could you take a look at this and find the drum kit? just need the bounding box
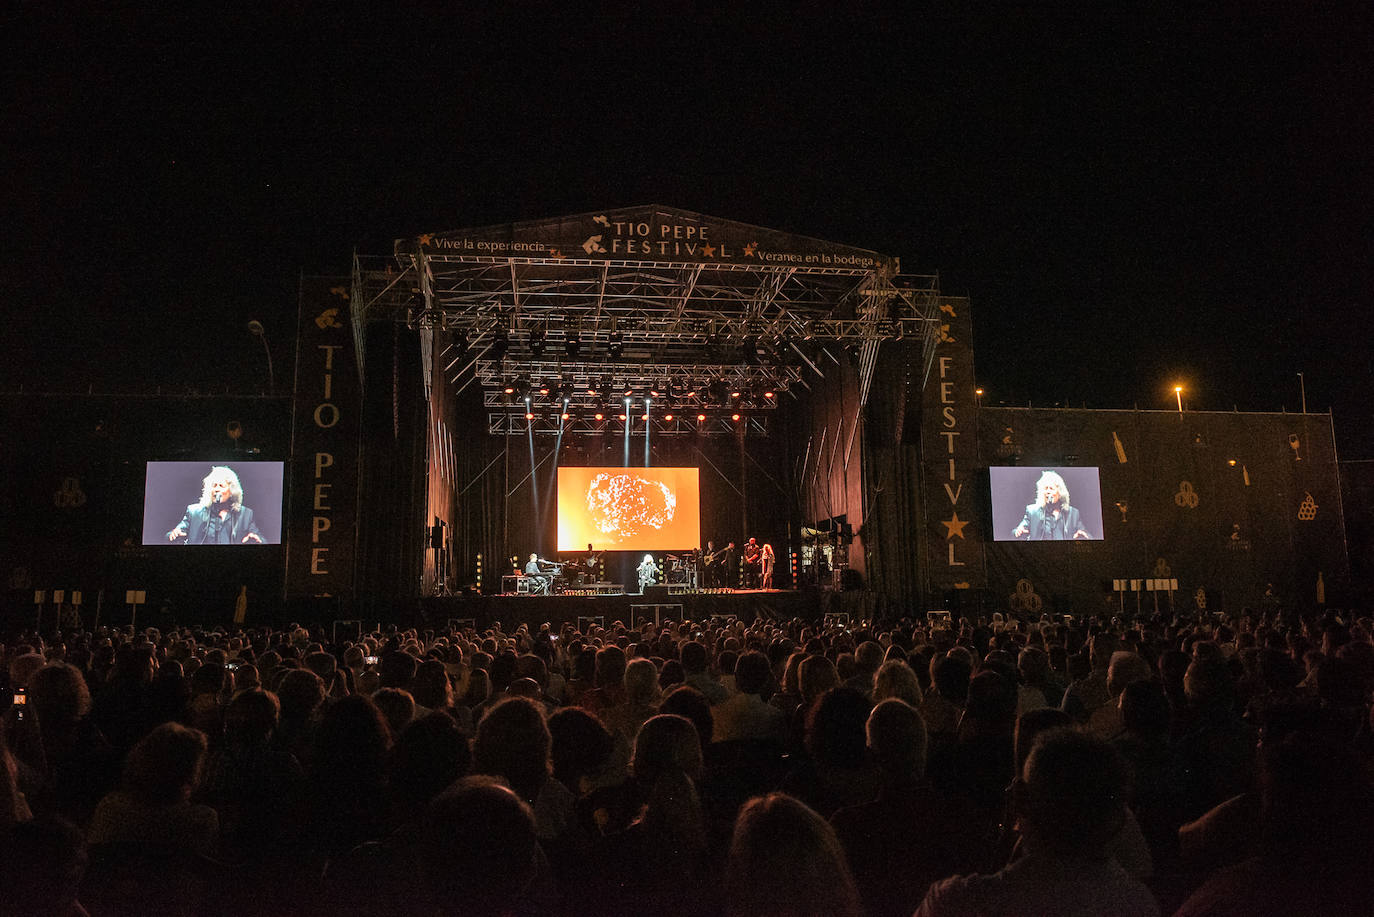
[663,552,699,587]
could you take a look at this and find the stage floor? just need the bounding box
[418,588,879,630]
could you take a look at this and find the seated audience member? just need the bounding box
[831,700,982,917]
[712,651,786,744]
[595,714,716,916]
[1086,651,1154,739]
[929,670,1017,822]
[88,722,219,856]
[1061,633,1118,723]
[388,711,470,822]
[372,686,417,737]
[920,653,971,741]
[604,657,662,752]
[200,687,305,858]
[724,792,863,917]
[782,687,881,817]
[473,696,577,846]
[1173,724,1374,916]
[24,662,118,823]
[421,776,556,917]
[308,693,392,857]
[681,641,729,705]
[871,659,923,708]
[917,729,1159,917]
[273,668,325,765]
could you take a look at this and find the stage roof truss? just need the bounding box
[488,412,771,437]
[356,207,943,436]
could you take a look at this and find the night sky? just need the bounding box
[6,6,1372,454]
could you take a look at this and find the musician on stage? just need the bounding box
[761,542,776,589]
[636,553,663,595]
[525,553,552,594]
[743,538,762,589]
[721,541,737,589]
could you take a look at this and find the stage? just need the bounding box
[417,587,880,631]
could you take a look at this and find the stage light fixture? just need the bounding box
[664,413,674,421]
[763,390,775,400]
[490,330,509,361]
[525,412,534,421]
[594,412,604,421]
[502,380,516,395]
[561,412,571,421]
[641,412,649,420]
[731,412,742,422]
[619,413,627,421]
[529,328,546,356]
[697,413,706,422]
[564,331,580,356]
[608,332,624,357]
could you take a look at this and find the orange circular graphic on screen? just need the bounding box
[558,467,701,551]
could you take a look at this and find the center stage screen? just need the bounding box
[989,467,1104,542]
[557,467,700,552]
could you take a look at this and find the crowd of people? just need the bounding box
[2,605,1372,916]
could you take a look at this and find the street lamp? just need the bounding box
[1173,385,1183,414]
[248,320,275,394]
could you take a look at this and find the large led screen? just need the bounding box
[143,461,284,546]
[989,466,1104,542]
[557,467,700,552]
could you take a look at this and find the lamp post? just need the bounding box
[1174,385,1183,414]
[248,320,274,394]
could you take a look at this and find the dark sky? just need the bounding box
[6,5,1373,454]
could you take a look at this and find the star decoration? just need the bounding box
[549,248,566,259]
[743,241,758,257]
[701,243,716,258]
[418,233,433,246]
[941,512,969,540]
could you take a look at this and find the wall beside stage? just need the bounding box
[970,405,1350,616]
[0,391,291,627]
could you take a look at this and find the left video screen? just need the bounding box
[143,461,284,546]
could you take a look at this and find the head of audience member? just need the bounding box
[224,688,280,749]
[867,699,928,783]
[1088,633,1119,673]
[854,641,884,676]
[660,658,686,689]
[680,640,710,676]
[872,660,922,707]
[623,657,661,706]
[422,777,542,917]
[379,650,418,691]
[1184,657,1235,713]
[660,685,715,752]
[594,645,627,689]
[779,651,806,697]
[960,670,1018,739]
[734,651,772,698]
[805,687,871,769]
[276,668,325,723]
[1106,651,1153,698]
[724,793,863,917]
[1016,728,1128,859]
[124,722,210,806]
[312,694,392,789]
[461,666,491,708]
[473,697,551,803]
[799,655,840,707]
[373,687,417,737]
[410,659,455,710]
[190,661,229,699]
[1018,646,1052,688]
[390,711,471,815]
[1119,679,1171,740]
[548,707,614,793]
[930,653,972,706]
[1013,707,1074,773]
[27,663,92,738]
[8,653,46,691]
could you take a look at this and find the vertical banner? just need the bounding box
[922,297,986,597]
[287,276,360,599]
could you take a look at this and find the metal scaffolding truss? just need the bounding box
[488,412,771,437]
[351,209,943,437]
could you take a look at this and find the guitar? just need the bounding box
[702,543,734,566]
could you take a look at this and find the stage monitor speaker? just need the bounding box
[644,584,671,601]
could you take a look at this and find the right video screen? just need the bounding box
[989,467,1104,542]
